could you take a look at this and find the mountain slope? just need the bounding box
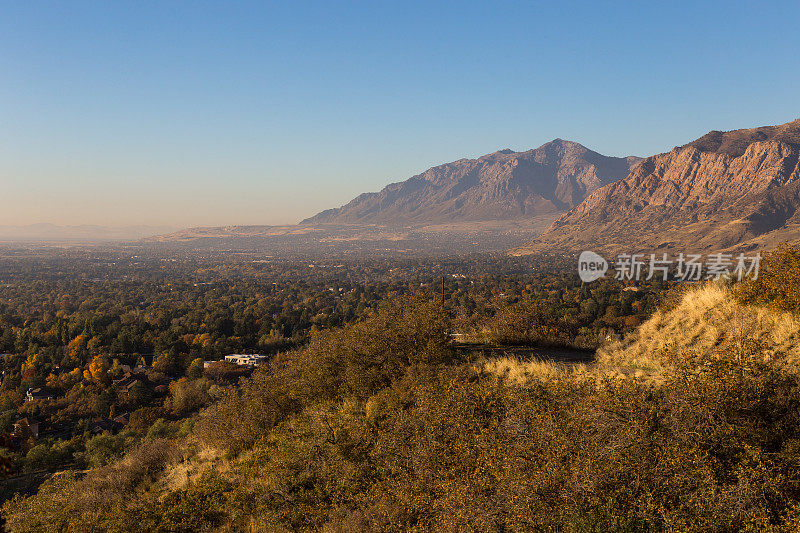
[513,119,800,255]
[303,140,641,225]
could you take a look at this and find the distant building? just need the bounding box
[88,419,114,435]
[25,388,54,402]
[14,417,39,438]
[224,354,267,367]
[113,371,145,390]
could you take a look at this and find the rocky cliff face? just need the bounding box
[303,140,640,225]
[513,119,800,255]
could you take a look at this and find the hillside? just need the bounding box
[10,251,800,530]
[596,283,800,379]
[513,119,800,255]
[303,140,641,225]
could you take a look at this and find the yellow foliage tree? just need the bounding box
[192,333,213,348]
[83,355,110,385]
[67,334,89,358]
[22,353,44,374]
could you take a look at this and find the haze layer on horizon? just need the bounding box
[1,1,799,227]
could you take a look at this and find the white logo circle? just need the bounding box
[578,251,608,282]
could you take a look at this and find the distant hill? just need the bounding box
[513,119,800,255]
[143,219,555,256]
[0,224,176,242]
[303,140,641,225]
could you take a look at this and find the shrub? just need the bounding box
[83,430,139,468]
[735,244,800,312]
[24,440,73,470]
[127,406,168,432]
[145,418,178,441]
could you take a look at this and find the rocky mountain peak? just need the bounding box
[513,119,800,255]
[302,140,640,225]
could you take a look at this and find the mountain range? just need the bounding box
[303,140,641,225]
[147,118,800,256]
[513,118,800,255]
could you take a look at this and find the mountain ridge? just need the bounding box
[302,140,641,225]
[512,119,800,255]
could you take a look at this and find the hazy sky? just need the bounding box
[2,1,799,228]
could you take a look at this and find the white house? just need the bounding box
[223,354,267,367]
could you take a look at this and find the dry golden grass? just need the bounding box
[484,282,800,385]
[160,440,227,492]
[597,282,800,379]
[480,356,589,385]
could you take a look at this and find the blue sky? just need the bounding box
[1,1,799,227]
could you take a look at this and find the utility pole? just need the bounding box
[441,276,445,307]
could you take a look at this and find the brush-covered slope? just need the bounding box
[513,119,800,255]
[482,279,800,386]
[12,266,800,531]
[304,140,641,225]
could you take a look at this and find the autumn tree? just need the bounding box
[84,355,110,385]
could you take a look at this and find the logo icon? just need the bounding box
[578,251,608,282]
